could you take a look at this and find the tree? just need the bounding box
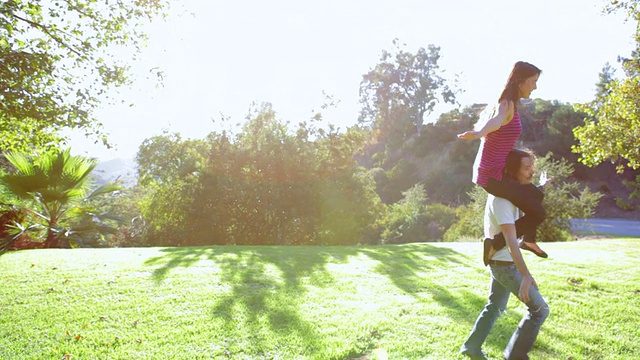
[534,154,602,241]
[136,104,383,246]
[415,107,478,205]
[85,185,149,247]
[516,99,587,160]
[573,1,640,172]
[137,131,209,187]
[359,39,456,152]
[357,40,457,204]
[0,0,167,152]
[191,104,380,246]
[0,149,122,248]
[379,184,427,243]
[595,63,616,100]
[135,132,209,246]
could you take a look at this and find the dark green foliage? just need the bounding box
[0,204,25,251]
[379,184,428,243]
[622,174,640,203]
[407,107,479,205]
[357,40,458,201]
[140,177,199,246]
[89,186,148,247]
[517,99,586,160]
[135,131,209,246]
[443,186,486,242]
[614,197,635,211]
[129,97,602,246]
[535,154,602,241]
[376,159,418,204]
[122,32,616,246]
[359,40,456,148]
[378,184,457,244]
[422,203,458,241]
[137,131,209,187]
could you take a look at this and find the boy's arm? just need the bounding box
[500,223,536,303]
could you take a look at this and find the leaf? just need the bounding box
[0,1,168,151]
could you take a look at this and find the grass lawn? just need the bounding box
[1,239,639,359]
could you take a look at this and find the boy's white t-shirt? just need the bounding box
[484,194,522,262]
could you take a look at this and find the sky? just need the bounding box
[67,0,637,161]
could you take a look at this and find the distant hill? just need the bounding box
[92,158,137,187]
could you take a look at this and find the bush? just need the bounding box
[422,203,458,241]
[379,159,419,204]
[443,186,486,242]
[379,184,427,244]
[614,197,634,211]
[535,153,602,241]
[96,186,149,247]
[378,184,459,243]
[0,205,38,251]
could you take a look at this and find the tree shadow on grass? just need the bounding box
[357,244,470,295]
[145,245,348,357]
[142,244,538,358]
[209,251,322,357]
[144,246,214,283]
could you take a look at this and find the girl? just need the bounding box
[458,61,547,259]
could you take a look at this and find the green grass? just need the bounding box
[1,239,639,360]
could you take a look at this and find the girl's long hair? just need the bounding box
[499,61,542,104]
[473,61,541,131]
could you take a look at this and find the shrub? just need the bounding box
[535,153,602,241]
[443,186,486,242]
[614,197,634,211]
[380,184,428,244]
[422,203,458,241]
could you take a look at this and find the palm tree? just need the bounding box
[0,149,122,248]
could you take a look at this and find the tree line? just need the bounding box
[1,1,639,248]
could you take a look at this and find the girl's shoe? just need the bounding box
[520,241,548,258]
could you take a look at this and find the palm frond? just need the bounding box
[0,223,45,252]
[3,152,35,176]
[1,149,121,248]
[85,183,123,201]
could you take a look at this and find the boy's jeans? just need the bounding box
[461,264,549,360]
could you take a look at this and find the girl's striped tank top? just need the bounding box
[473,110,522,187]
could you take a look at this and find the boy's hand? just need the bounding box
[539,171,554,187]
[519,274,536,303]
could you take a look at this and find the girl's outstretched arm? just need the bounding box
[457,100,514,140]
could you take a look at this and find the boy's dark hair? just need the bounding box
[505,148,534,179]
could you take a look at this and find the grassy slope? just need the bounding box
[0,239,639,360]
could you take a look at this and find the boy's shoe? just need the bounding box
[460,348,488,360]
